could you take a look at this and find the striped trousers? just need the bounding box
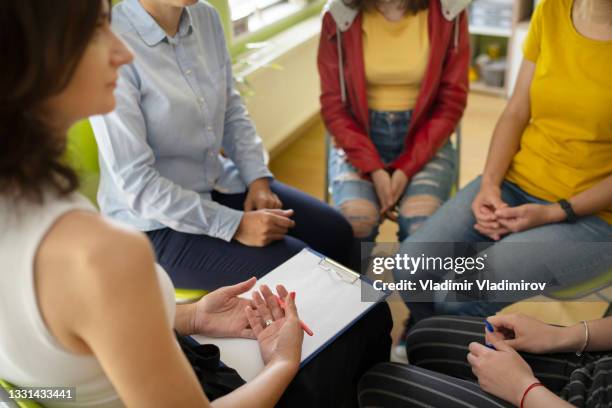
[359,316,601,408]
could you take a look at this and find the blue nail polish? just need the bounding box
[485,343,497,350]
[485,320,494,333]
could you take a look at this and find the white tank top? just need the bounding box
[0,192,176,408]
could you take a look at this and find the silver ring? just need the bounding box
[264,319,273,328]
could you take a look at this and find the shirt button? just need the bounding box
[185,69,192,75]
[207,126,213,132]
[198,97,204,104]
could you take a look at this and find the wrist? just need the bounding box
[249,177,271,191]
[559,323,588,354]
[270,358,300,374]
[175,303,198,336]
[192,301,211,335]
[515,376,540,407]
[481,174,502,189]
[547,203,568,224]
[518,380,546,408]
[557,199,578,223]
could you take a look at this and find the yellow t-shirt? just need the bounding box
[506,0,612,224]
[362,8,429,111]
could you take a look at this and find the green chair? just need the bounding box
[65,120,207,303]
[548,268,612,302]
[0,379,42,408]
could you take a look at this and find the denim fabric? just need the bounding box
[394,176,612,323]
[329,109,456,242]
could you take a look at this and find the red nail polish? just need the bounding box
[290,292,296,300]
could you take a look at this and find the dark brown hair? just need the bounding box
[343,0,429,15]
[0,1,108,202]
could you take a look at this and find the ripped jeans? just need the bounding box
[329,110,456,245]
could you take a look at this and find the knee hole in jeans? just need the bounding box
[339,199,379,238]
[333,171,363,183]
[399,195,441,225]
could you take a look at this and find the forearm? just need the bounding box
[211,360,298,408]
[174,304,196,336]
[567,174,612,217]
[521,386,574,408]
[481,108,527,187]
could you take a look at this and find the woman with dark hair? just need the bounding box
[0,1,391,406]
[318,0,469,264]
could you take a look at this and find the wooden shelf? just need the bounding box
[470,81,507,98]
[467,0,534,99]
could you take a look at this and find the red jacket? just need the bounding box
[318,0,469,178]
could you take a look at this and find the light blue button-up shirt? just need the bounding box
[90,0,273,242]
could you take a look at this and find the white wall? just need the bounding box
[234,16,322,154]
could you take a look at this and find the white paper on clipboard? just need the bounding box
[192,248,386,381]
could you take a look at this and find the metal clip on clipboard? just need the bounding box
[317,257,360,284]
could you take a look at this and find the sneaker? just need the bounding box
[390,319,410,363]
[391,342,408,363]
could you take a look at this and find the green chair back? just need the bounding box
[65,120,207,301]
[0,379,43,408]
[548,268,612,301]
[65,121,100,206]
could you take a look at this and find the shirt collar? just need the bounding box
[124,0,193,47]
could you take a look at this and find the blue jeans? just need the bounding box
[329,110,456,244]
[394,176,612,323]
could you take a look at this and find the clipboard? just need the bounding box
[192,248,388,381]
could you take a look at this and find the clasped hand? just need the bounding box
[235,178,295,247]
[471,182,563,240]
[371,169,409,221]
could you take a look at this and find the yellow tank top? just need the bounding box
[362,7,429,111]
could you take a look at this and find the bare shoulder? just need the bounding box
[37,210,157,296]
[35,211,160,352]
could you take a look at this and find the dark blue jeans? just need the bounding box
[147,181,353,290]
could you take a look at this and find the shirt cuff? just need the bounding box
[241,166,274,187]
[209,205,244,242]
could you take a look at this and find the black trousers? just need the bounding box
[187,302,392,408]
[359,316,588,408]
[147,181,354,290]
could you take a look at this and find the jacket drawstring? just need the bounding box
[336,26,347,104]
[454,16,459,51]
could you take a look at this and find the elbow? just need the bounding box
[503,103,531,128]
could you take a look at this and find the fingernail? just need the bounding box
[485,343,496,350]
[485,320,494,333]
[290,292,296,300]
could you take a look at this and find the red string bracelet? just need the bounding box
[520,382,544,408]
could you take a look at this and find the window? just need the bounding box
[229,0,314,38]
